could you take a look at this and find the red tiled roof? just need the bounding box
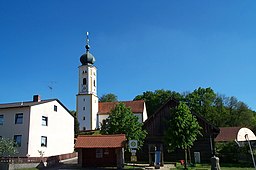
[98,100,144,115]
[215,127,241,142]
[75,134,126,149]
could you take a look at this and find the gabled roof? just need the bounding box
[0,99,56,109]
[0,99,55,109]
[143,98,220,136]
[98,100,145,115]
[75,134,126,149]
[0,98,72,116]
[215,127,242,142]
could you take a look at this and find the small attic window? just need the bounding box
[54,105,57,112]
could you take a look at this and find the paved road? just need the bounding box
[42,157,175,170]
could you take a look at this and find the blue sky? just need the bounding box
[1,1,256,111]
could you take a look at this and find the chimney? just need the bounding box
[33,95,41,102]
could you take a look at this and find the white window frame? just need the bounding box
[42,116,48,126]
[41,136,47,147]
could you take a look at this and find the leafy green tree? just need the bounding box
[185,87,217,123]
[0,138,18,157]
[99,93,118,102]
[134,89,183,117]
[212,95,229,127]
[165,102,202,169]
[185,88,256,128]
[228,97,254,127]
[100,102,147,149]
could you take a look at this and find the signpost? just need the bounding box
[129,140,138,164]
[129,140,138,149]
[129,140,138,170]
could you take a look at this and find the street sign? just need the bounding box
[129,140,138,149]
[131,155,137,162]
[131,149,137,153]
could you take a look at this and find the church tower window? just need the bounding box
[83,78,87,85]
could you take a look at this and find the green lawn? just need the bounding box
[172,168,255,170]
[18,163,256,170]
[171,163,255,170]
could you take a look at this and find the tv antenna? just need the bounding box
[48,81,56,97]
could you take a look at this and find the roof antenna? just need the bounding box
[48,81,56,98]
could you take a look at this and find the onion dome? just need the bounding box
[80,32,96,65]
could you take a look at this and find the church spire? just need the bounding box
[85,32,90,51]
[80,32,95,65]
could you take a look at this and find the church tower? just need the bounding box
[76,32,98,131]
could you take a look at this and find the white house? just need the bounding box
[0,95,74,157]
[76,33,148,131]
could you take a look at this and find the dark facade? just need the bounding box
[78,148,123,167]
[138,99,219,164]
[75,134,126,168]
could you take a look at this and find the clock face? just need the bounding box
[81,85,86,92]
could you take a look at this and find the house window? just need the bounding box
[83,78,87,85]
[0,115,3,125]
[41,136,47,147]
[83,107,85,110]
[15,113,23,124]
[14,135,22,147]
[93,80,96,87]
[83,127,86,131]
[83,116,85,120]
[54,105,57,112]
[104,149,109,155]
[96,149,103,158]
[42,116,48,126]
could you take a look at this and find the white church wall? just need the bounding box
[142,102,148,122]
[98,114,109,127]
[77,95,92,130]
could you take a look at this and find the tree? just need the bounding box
[134,89,183,117]
[212,94,229,127]
[100,102,147,149]
[0,138,18,157]
[99,93,118,102]
[225,97,254,127]
[185,87,217,123]
[165,102,202,169]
